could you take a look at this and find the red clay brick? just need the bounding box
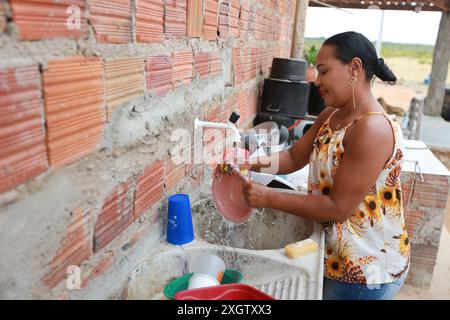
[187,130,203,168]
[224,92,238,115]
[237,90,247,124]
[194,51,209,79]
[42,206,93,288]
[233,48,244,85]
[135,0,164,43]
[205,106,220,122]
[0,65,48,193]
[187,164,204,188]
[173,50,193,87]
[104,58,144,121]
[89,0,132,44]
[229,0,239,37]
[203,0,218,40]
[146,55,174,97]
[128,224,151,248]
[255,9,264,41]
[247,3,256,38]
[165,0,187,38]
[187,0,203,37]
[93,181,134,252]
[134,160,164,218]
[0,2,6,32]
[218,0,229,38]
[43,56,106,168]
[243,47,257,81]
[237,87,257,127]
[422,174,450,186]
[413,183,449,196]
[209,51,222,77]
[165,157,185,191]
[261,49,273,77]
[81,251,115,288]
[10,0,88,40]
[239,0,248,40]
[217,105,228,123]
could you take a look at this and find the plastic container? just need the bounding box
[188,274,220,290]
[212,170,252,224]
[166,194,194,245]
[163,269,243,299]
[251,121,280,147]
[191,254,226,283]
[175,283,275,300]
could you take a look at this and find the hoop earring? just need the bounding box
[352,81,356,110]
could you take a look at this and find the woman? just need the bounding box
[227,32,410,300]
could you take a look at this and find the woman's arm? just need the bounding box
[243,114,394,222]
[247,107,336,175]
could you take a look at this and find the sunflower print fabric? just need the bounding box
[309,110,410,284]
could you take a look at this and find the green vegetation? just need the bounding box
[304,45,319,66]
[304,37,445,84]
[304,37,434,63]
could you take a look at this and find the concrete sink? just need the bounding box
[124,192,324,300]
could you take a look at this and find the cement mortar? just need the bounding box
[0,4,282,298]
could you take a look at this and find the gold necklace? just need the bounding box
[335,96,375,130]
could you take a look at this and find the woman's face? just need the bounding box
[314,45,353,108]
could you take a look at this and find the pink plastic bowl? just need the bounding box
[212,170,252,224]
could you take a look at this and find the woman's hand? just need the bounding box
[242,179,273,208]
[216,162,254,175]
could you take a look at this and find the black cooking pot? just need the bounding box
[270,58,307,82]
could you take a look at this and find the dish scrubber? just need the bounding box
[285,239,318,259]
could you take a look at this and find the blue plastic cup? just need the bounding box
[167,194,194,245]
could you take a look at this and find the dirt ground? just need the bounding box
[383,57,450,87]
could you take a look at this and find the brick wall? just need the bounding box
[401,172,450,288]
[0,0,297,299]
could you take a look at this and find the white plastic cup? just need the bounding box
[188,273,220,290]
[190,254,226,283]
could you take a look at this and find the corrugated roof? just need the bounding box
[309,0,446,11]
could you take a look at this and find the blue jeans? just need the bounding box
[322,275,407,300]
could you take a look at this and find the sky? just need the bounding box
[305,7,442,45]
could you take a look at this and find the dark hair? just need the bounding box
[323,31,397,84]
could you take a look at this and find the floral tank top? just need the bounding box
[308,110,410,284]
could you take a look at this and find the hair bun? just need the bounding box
[374,58,385,75]
[373,57,397,84]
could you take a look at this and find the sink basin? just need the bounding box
[191,197,314,250]
[123,242,323,300]
[122,190,324,300]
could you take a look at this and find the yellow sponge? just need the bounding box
[285,239,318,259]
